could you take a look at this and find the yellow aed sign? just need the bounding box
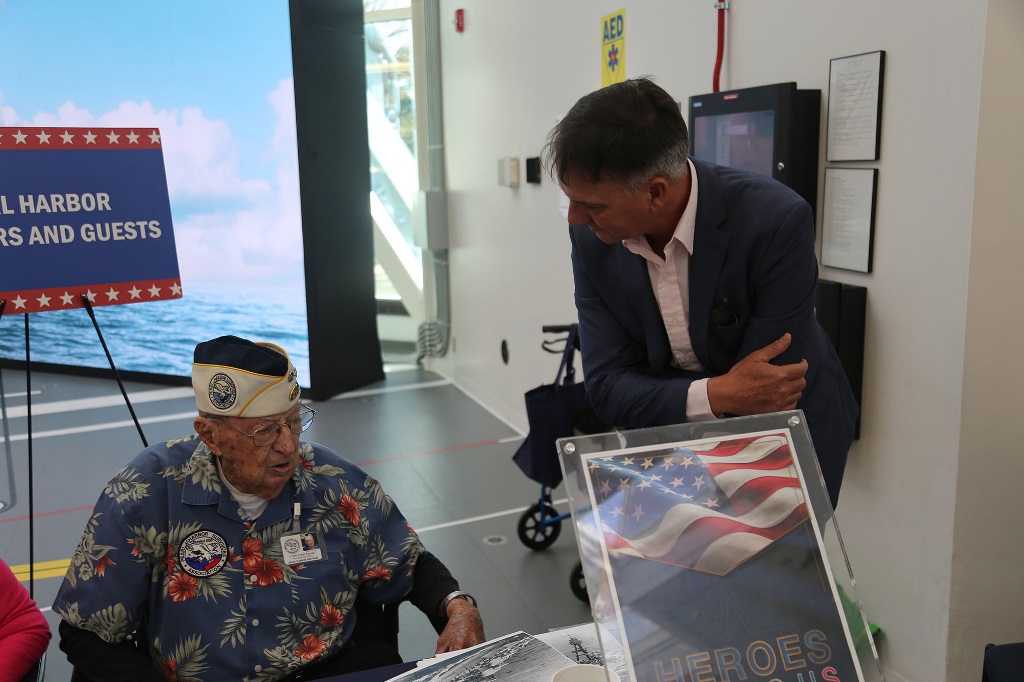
[601,9,626,86]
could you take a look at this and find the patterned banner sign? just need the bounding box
[0,127,180,314]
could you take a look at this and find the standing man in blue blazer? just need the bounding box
[545,77,858,507]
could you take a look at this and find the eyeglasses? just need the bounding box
[213,405,315,447]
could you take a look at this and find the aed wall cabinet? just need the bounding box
[689,82,821,214]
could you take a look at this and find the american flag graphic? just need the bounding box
[587,432,808,576]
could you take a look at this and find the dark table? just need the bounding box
[318,660,417,682]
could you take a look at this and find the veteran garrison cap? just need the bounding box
[192,335,300,418]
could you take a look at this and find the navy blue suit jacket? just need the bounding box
[570,159,858,504]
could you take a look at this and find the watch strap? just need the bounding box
[440,590,477,615]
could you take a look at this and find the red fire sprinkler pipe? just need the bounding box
[713,2,729,93]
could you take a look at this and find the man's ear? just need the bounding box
[646,176,671,211]
[195,417,219,453]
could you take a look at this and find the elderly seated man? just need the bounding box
[54,335,484,681]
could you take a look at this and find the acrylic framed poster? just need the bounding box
[558,412,884,682]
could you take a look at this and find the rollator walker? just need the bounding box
[512,323,607,602]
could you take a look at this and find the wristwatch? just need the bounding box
[440,590,478,615]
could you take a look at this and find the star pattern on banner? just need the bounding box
[1,279,182,314]
[0,127,162,150]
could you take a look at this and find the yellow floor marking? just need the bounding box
[11,558,70,582]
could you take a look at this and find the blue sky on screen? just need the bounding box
[0,1,303,293]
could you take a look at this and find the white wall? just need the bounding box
[430,1,1020,679]
[950,0,1024,676]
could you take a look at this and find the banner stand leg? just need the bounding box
[0,300,16,518]
[23,312,36,598]
[0,297,150,598]
[0,300,34,597]
[81,295,148,448]
[0,349,16,514]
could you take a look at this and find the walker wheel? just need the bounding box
[517,502,562,550]
[570,561,589,602]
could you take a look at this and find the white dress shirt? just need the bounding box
[622,159,717,422]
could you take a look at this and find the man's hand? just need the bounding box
[434,598,485,654]
[707,333,807,417]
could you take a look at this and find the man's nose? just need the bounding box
[272,423,297,452]
[566,201,589,226]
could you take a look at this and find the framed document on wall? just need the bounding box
[822,167,878,273]
[826,50,885,161]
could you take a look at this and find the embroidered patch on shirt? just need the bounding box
[179,530,229,577]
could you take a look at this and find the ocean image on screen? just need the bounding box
[0,284,310,381]
[0,2,309,378]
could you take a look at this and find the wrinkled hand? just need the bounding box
[707,333,807,417]
[435,598,485,654]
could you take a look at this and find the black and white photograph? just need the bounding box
[535,622,629,681]
[385,631,574,681]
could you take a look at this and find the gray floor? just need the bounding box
[0,365,591,681]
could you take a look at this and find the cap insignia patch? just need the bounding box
[209,373,237,411]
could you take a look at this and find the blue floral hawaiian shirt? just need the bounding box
[53,435,424,681]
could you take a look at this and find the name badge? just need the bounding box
[281,532,324,565]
